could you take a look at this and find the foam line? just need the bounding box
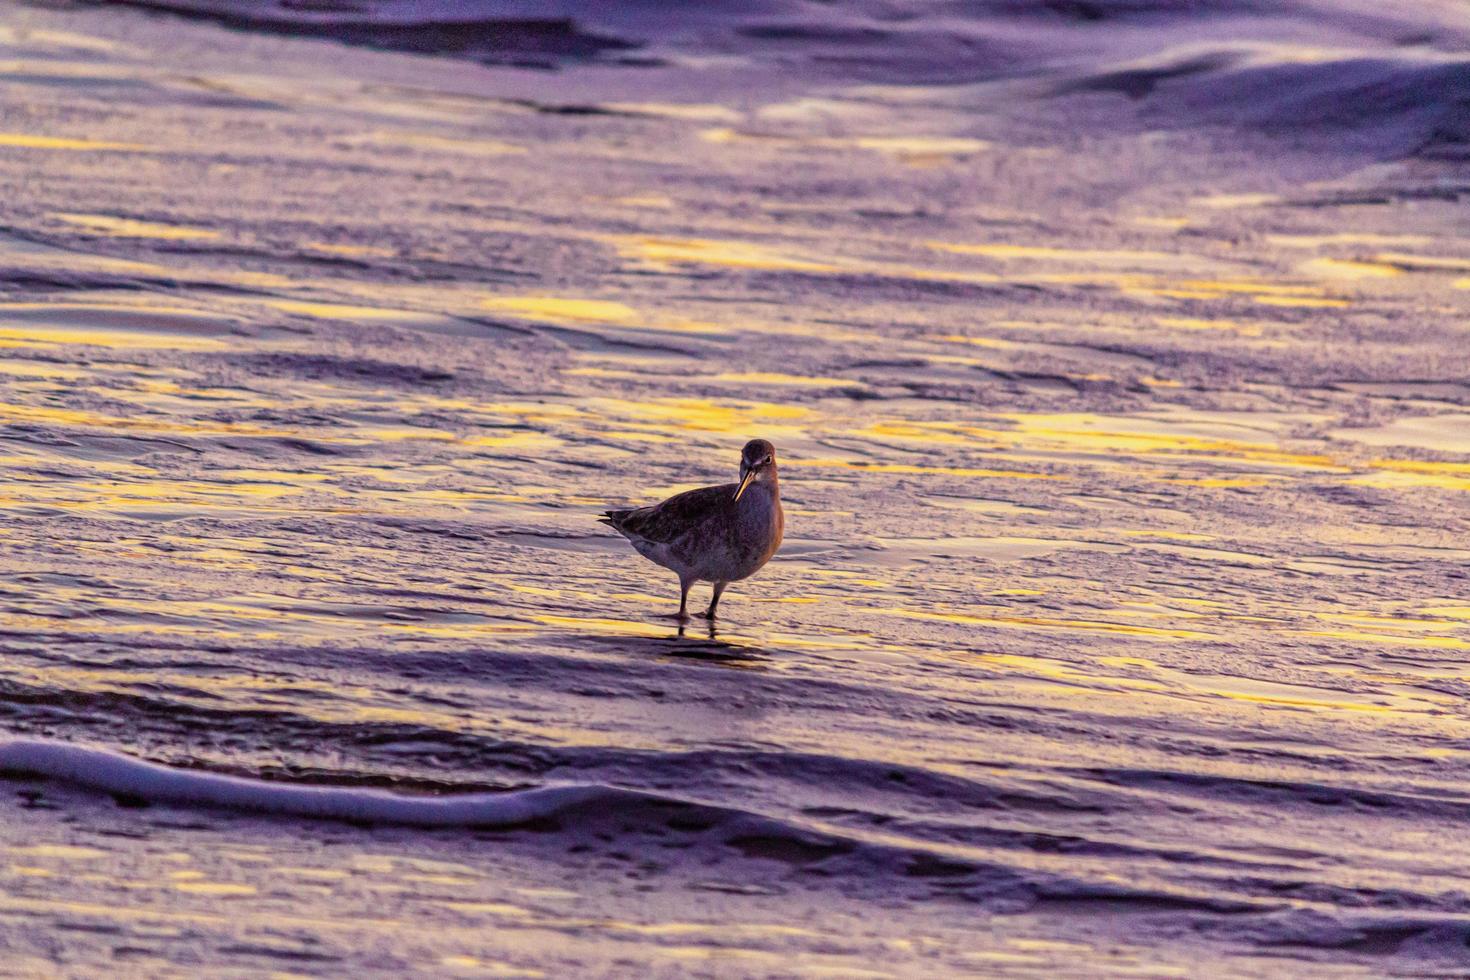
[0,739,612,827]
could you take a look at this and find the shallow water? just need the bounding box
[0,1,1468,976]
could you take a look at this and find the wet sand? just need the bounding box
[0,1,1468,975]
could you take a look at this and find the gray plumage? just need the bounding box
[600,439,785,620]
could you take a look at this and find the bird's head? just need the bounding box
[735,439,777,501]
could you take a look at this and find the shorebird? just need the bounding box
[601,439,784,620]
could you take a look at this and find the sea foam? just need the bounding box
[0,739,614,827]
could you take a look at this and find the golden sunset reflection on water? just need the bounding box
[1,1,1469,976]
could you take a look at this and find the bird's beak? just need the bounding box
[734,465,756,502]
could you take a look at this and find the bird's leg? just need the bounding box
[703,581,727,620]
[662,578,692,621]
[676,576,692,621]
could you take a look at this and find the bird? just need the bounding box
[600,439,785,621]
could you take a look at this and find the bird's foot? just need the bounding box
[701,608,718,620]
[661,610,691,622]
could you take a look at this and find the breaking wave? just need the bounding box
[1062,44,1470,156]
[0,738,620,827]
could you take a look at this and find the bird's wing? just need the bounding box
[602,484,735,544]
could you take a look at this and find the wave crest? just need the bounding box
[0,738,625,828]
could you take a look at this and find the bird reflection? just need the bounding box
[659,618,768,666]
[675,618,719,641]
